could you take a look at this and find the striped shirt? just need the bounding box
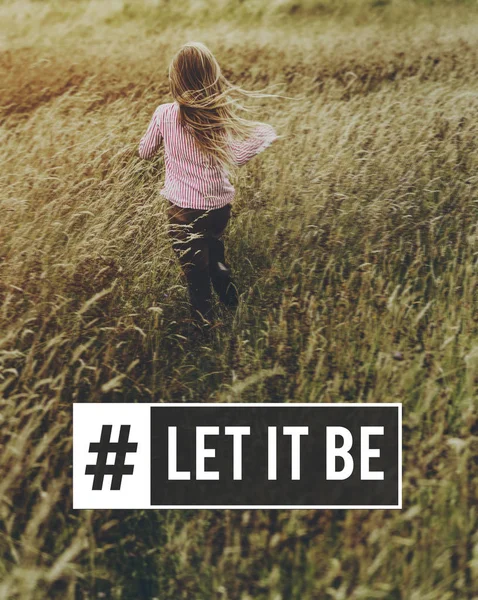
[138,102,277,209]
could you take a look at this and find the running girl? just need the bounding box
[138,42,278,329]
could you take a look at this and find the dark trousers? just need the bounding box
[167,201,238,323]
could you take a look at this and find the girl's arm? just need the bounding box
[229,123,278,167]
[138,107,163,159]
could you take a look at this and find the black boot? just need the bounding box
[210,260,238,307]
[185,266,214,326]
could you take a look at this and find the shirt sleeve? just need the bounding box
[138,106,163,159]
[229,123,278,167]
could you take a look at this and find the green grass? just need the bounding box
[0,0,477,598]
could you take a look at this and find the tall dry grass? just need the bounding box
[0,0,477,598]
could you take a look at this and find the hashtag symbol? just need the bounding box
[85,425,138,491]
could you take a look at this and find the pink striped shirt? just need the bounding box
[138,102,277,209]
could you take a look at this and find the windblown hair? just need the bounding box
[168,42,271,171]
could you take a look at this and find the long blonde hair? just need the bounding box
[168,42,273,171]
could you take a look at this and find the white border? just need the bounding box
[75,403,402,510]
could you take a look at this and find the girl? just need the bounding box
[138,42,278,329]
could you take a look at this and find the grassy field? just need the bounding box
[1,0,478,598]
